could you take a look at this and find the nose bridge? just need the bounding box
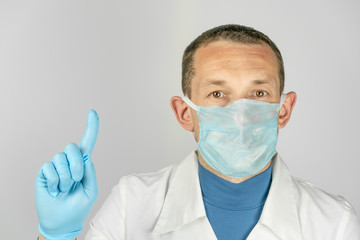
[234,76,254,99]
[225,75,253,104]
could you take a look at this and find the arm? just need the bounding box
[85,177,127,240]
[338,200,360,240]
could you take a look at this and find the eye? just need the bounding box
[210,90,224,99]
[254,90,268,98]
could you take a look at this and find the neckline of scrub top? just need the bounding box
[198,160,272,211]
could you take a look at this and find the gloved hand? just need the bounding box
[35,110,99,240]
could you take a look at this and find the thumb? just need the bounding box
[82,156,98,199]
[80,109,99,159]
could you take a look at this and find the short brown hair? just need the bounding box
[182,24,285,98]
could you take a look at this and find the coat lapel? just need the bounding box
[248,153,304,240]
[152,151,217,240]
[152,152,303,240]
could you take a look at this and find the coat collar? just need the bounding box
[251,153,303,240]
[152,151,206,234]
[153,150,303,240]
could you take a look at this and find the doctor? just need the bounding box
[35,24,360,240]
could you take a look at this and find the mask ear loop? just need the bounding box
[280,93,287,106]
[277,93,287,114]
[182,96,200,111]
[182,96,199,136]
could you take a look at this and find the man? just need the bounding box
[35,24,360,240]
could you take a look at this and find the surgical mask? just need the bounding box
[183,95,286,178]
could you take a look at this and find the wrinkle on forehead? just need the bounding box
[192,41,279,85]
[195,41,277,71]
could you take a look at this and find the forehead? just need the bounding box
[193,40,279,75]
[189,40,281,100]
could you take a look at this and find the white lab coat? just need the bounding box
[85,151,360,240]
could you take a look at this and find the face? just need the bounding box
[189,41,281,141]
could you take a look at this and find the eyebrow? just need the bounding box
[204,78,274,86]
[252,79,273,85]
[205,79,227,86]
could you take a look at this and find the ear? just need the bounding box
[278,91,297,129]
[170,96,195,131]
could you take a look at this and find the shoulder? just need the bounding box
[86,164,179,239]
[121,164,178,200]
[291,177,360,238]
[292,176,348,210]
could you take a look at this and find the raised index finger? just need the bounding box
[80,109,99,159]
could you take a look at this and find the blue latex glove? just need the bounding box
[35,110,99,240]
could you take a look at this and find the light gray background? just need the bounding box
[0,0,359,239]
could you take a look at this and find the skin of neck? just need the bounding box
[197,150,272,184]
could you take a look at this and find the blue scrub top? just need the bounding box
[198,161,272,240]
